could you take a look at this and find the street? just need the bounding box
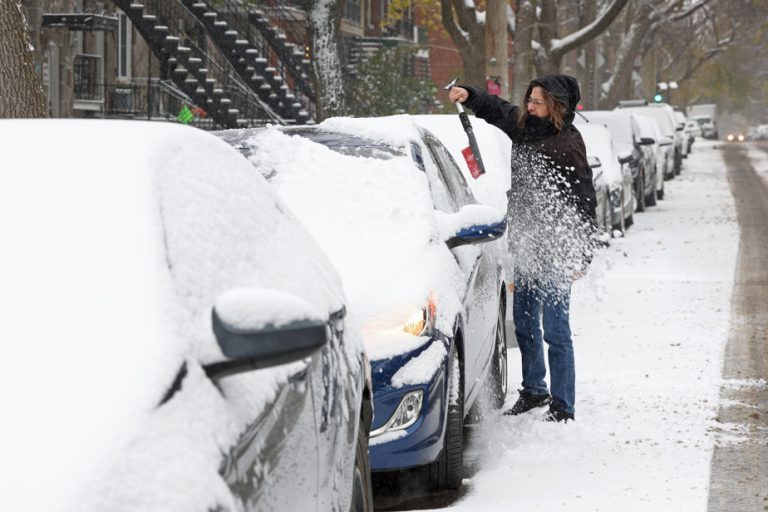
[374,140,768,511]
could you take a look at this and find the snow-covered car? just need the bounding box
[633,114,671,200]
[616,101,683,177]
[576,110,657,212]
[685,119,701,149]
[674,111,691,158]
[218,115,508,491]
[0,120,373,512]
[691,114,718,139]
[579,123,634,235]
[588,155,612,243]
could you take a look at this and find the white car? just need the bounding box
[634,114,673,200]
[579,123,634,235]
[617,101,684,178]
[0,120,373,512]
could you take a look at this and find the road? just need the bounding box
[708,143,768,511]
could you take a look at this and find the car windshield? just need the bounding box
[623,107,674,135]
[693,117,711,126]
[589,114,633,144]
[285,128,406,160]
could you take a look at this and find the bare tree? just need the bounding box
[0,0,46,117]
[308,0,346,120]
[439,0,487,88]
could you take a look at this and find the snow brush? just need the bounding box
[444,77,486,179]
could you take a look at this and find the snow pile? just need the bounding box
[446,139,739,511]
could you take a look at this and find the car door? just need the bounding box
[422,134,500,404]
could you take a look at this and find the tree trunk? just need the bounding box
[485,0,508,97]
[440,0,486,88]
[308,0,346,121]
[511,0,535,104]
[0,1,46,117]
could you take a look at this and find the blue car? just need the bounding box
[219,115,509,491]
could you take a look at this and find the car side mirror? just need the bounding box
[638,137,655,146]
[204,288,330,380]
[617,152,633,165]
[437,204,506,249]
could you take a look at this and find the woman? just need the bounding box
[448,75,597,422]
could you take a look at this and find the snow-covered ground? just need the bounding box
[442,139,741,511]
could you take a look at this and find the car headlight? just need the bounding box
[738,134,745,142]
[370,390,424,437]
[727,134,734,141]
[401,294,437,336]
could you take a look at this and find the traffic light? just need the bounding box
[653,93,663,103]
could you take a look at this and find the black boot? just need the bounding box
[544,403,574,423]
[503,390,551,416]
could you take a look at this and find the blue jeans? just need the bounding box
[513,279,575,414]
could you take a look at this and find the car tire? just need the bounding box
[657,178,665,200]
[351,416,374,512]
[489,296,508,409]
[612,198,625,237]
[427,342,464,491]
[646,174,658,207]
[636,172,646,213]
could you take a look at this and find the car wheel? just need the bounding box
[612,198,625,237]
[636,173,646,213]
[646,173,658,206]
[625,196,634,228]
[427,342,464,490]
[351,416,374,512]
[657,178,665,200]
[489,296,508,409]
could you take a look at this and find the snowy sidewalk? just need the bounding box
[448,140,739,511]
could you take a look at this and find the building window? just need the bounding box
[118,13,131,78]
[344,0,361,25]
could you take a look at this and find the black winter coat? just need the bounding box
[462,78,598,287]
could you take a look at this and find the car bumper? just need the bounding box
[368,333,450,472]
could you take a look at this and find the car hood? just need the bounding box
[242,123,466,350]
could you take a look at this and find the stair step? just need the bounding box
[173,67,188,74]
[250,74,263,82]
[198,68,208,75]
[236,119,249,126]
[129,3,144,9]
[205,78,216,85]
[202,12,217,18]
[184,77,197,83]
[245,66,255,72]
[228,109,240,115]
[259,83,272,91]
[153,25,169,32]
[167,57,177,64]
[188,57,202,64]
[142,14,157,22]
[245,48,259,55]
[224,30,238,37]
[192,2,206,8]
[234,39,248,46]
[196,86,206,94]
[220,98,232,105]
[212,88,223,95]
[214,21,228,28]
[254,57,267,64]
[177,46,191,53]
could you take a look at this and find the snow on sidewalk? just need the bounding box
[446,140,739,511]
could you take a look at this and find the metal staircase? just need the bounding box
[112,0,282,129]
[176,0,313,123]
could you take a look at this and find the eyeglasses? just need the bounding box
[526,98,545,107]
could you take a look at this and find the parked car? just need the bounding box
[0,120,374,512]
[589,155,612,244]
[685,119,702,148]
[616,100,684,177]
[633,114,672,200]
[726,132,745,142]
[691,115,718,140]
[575,110,657,212]
[219,115,508,491]
[579,123,634,235]
[674,111,692,158]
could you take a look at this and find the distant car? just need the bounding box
[589,155,612,244]
[685,119,701,150]
[674,111,691,158]
[219,115,508,491]
[0,120,374,512]
[575,110,657,212]
[616,100,684,177]
[633,114,670,200]
[579,123,634,235]
[726,133,745,142]
[691,115,718,140]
